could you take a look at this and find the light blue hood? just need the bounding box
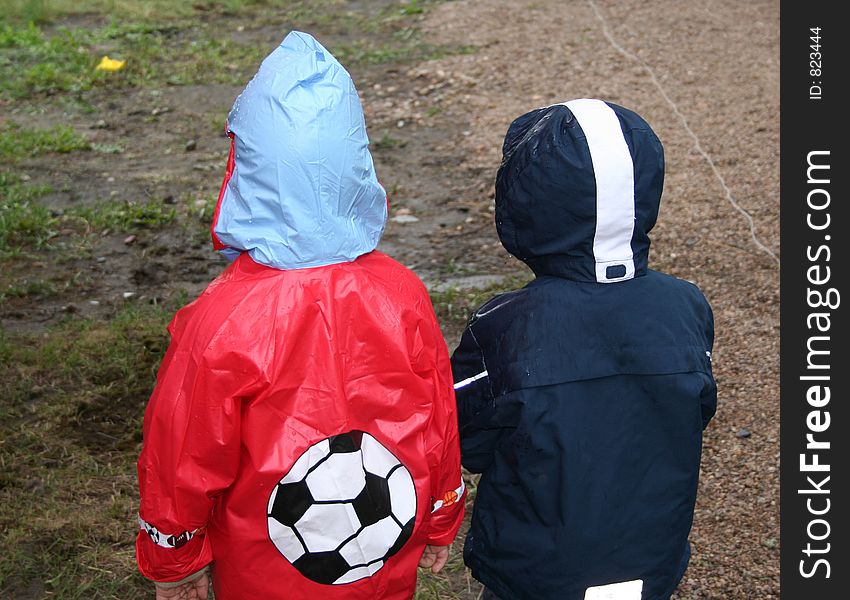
[213,31,387,270]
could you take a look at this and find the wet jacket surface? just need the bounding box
[451,100,716,600]
[136,32,464,600]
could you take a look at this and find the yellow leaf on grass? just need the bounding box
[96,56,126,72]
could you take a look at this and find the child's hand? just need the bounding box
[419,544,450,574]
[155,572,209,600]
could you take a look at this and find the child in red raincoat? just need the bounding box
[136,32,465,600]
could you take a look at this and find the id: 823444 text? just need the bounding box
[809,27,823,101]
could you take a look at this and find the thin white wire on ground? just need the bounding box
[586,0,780,267]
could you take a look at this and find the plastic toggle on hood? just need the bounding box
[495,99,665,284]
[211,31,387,270]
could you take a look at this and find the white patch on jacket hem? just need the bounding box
[584,579,643,600]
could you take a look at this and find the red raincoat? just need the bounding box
[136,31,464,599]
[136,252,465,598]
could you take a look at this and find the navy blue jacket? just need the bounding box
[451,100,716,600]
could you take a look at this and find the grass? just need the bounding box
[400,0,426,16]
[0,121,91,159]
[0,0,271,25]
[0,171,176,254]
[0,269,94,305]
[0,302,175,598]
[429,275,533,339]
[372,130,407,151]
[1,1,477,98]
[0,23,101,96]
[0,173,56,253]
[0,124,91,254]
[73,199,177,232]
[0,20,269,98]
[0,278,59,302]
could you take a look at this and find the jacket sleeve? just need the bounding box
[423,318,467,546]
[451,325,502,474]
[136,307,266,583]
[700,298,718,430]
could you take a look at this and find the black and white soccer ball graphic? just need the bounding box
[267,430,417,585]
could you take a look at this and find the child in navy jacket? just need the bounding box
[451,99,717,600]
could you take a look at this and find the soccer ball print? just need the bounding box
[267,430,417,585]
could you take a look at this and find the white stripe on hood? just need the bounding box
[565,99,636,283]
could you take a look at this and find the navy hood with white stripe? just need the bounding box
[495,99,664,283]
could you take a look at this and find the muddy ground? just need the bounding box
[1,0,780,598]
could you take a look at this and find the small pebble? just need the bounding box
[736,428,752,439]
[391,215,419,224]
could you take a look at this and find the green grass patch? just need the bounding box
[1,173,176,254]
[0,0,231,25]
[0,121,91,159]
[0,270,92,305]
[0,303,175,598]
[0,23,105,96]
[183,194,219,246]
[399,0,426,16]
[0,20,267,97]
[207,109,230,134]
[429,275,533,337]
[126,33,267,87]
[1,171,176,253]
[0,172,56,253]
[372,130,407,151]
[0,277,58,302]
[2,1,476,98]
[189,194,218,222]
[72,199,177,232]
